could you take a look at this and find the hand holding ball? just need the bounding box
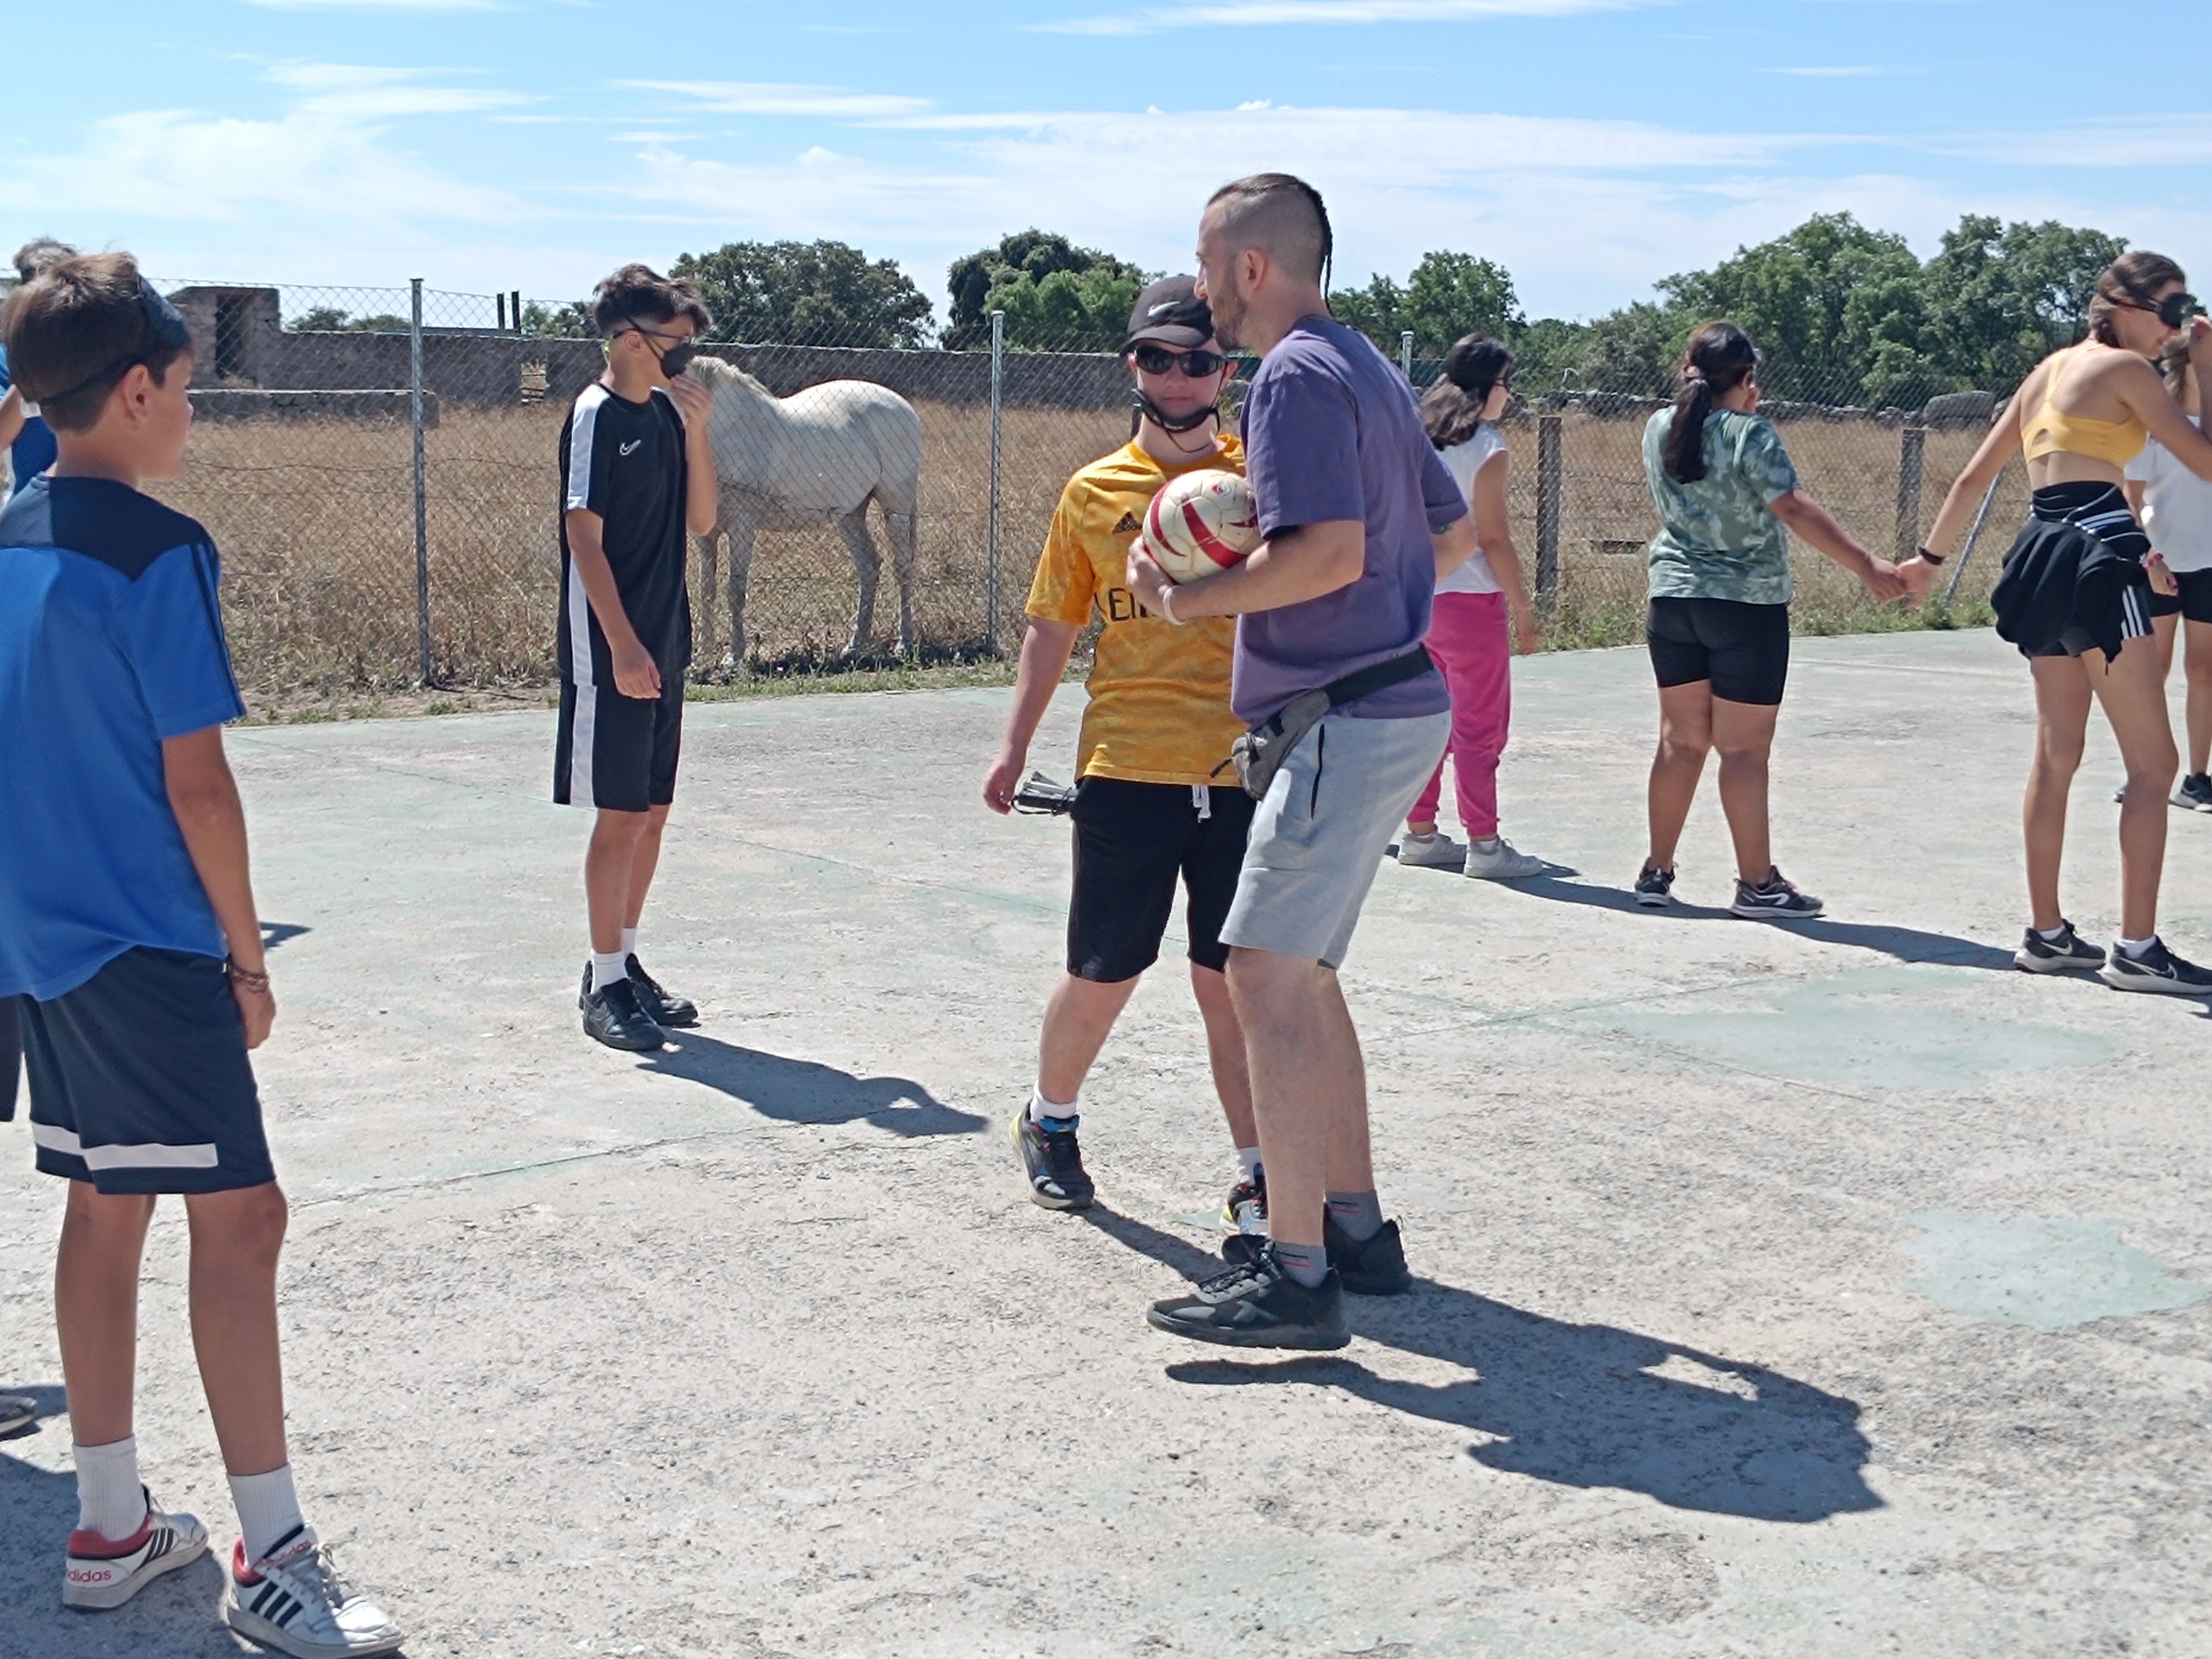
[1142,470,1262,584]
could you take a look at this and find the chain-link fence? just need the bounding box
[138,280,2027,695]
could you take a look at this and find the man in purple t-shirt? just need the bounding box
[1127,173,1478,1349]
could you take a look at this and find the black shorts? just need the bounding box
[23,947,274,1195]
[1647,597,1791,705]
[554,672,685,812]
[1068,779,1256,982]
[2148,568,2212,624]
[2,995,19,1124]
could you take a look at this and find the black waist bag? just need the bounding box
[1227,645,1435,800]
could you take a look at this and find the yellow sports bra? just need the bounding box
[2021,345,2148,467]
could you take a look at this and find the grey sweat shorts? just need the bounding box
[1220,709,1451,969]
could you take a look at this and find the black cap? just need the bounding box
[1124,275,1213,350]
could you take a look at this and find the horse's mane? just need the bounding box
[689,354,775,401]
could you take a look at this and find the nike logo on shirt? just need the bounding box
[619,440,644,456]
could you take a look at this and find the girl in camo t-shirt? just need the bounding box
[1633,321,1905,919]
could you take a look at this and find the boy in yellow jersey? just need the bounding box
[983,276,1262,1231]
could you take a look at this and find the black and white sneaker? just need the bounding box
[581,976,666,1051]
[2099,938,2212,995]
[2177,773,2212,812]
[0,1393,35,1437]
[1010,1106,1094,1210]
[1147,1244,1349,1350]
[624,956,698,1028]
[1224,1214,1414,1296]
[2015,920,2106,974]
[1731,867,1823,920]
[224,1524,405,1657]
[1220,1171,1268,1236]
[1634,865,1677,907]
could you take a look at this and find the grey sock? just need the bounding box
[1326,1190,1385,1243]
[1270,1239,1329,1289]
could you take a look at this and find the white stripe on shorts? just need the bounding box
[33,1123,219,1171]
[569,679,599,806]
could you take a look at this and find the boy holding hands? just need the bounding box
[0,256,403,1653]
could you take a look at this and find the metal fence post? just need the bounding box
[1945,460,2009,605]
[1535,412,1563,605]
[409,277,431,686]
[1894,424,1927,563]
[1400,330,1414,381]
[987,309,1004,656]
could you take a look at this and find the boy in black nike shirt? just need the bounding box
[554,264,720,1050]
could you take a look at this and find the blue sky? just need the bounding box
[3,0,2204,325]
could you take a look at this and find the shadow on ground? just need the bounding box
[1513,875,2014,970]
[1091,1205,1878,1523]
[643,1032,983,1137]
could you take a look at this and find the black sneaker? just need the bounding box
[1731,867,1823,920]
[1009,1106,1094,1210]
[2177,773,2212,812]
[2099,938,2212,995]
[2015,920,2105,974]
[582,976,667,1050]
[1147,1245,1349,1350]
[1226,1215,1414,1296]
[1220,1170,1268,1236]
[1634,864,1676,907]
[626,955,698,1028]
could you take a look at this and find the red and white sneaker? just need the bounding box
[62,1489,209,1609]
[223,1523,406,1657]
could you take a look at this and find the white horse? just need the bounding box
[686,356,924,665]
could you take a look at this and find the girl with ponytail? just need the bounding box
[1395,333,1549,879]
[1634,321,1905,916]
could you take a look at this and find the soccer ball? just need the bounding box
[1143,469,1262,584]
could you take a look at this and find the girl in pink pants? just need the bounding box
[1398,334,1548,880]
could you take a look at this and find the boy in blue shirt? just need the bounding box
[0,254,404,1657]
[0,238,72,496]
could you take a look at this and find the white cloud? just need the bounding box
[1030,0,1649,35]
[260,62,535,119]
[624,81,934,119]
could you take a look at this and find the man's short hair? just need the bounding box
[590,264,712,339]
[0,253,188,433]
[12,238,76,284]
[1206,173,1333,289]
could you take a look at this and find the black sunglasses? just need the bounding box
[43,280,192,407]
[1131,344,1227,378]
[2157,292,2201,329]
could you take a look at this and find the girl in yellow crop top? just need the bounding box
[1901,252,2212,990]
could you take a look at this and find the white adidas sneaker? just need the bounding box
[1395,831,1466,868]
[223,1523,406,1657]
[63,1490,209,1609]
[1462,835,1547,880]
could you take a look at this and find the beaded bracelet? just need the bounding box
[226,959,272,993]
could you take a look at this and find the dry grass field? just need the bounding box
[153,399,2015,693]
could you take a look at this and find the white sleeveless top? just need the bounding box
[1434,425,1506,596]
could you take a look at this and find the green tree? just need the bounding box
[522,299,595,339]
[672,240,933,349]
[290,305,352,332]
[1921,214,2127,393]
[945,230,1148,350]
[1332,251,1521,362]
[1330,273,1407,354]
[1658,212,1928,405]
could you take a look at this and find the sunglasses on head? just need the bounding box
[1131,344,1226,378]
[42,279,192,407]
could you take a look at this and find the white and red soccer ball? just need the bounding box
[1143,469,1262,584]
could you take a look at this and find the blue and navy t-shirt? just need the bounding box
[0,475,246,1000]
[0,345,59,497]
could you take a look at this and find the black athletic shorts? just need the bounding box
[1647,597,1791,706]
[554,672,685,812]
[1068,778,1256,982]
[2148,568,2212,624]
[22,947,274,1195]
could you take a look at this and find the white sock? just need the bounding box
[1029,1085,1077,1126]
[229,1464,306,1563]
[2119,935,2159,958]
[1473,836,1500,851]
[620,926,638,960]
[590,950,628,992]
[2035,923,2069,942]
[73,1435,146,1541]
[1236,1146,1263,1182]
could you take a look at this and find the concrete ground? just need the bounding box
[5,626,2212,1659]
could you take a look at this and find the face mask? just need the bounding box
[615,319,698,376]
